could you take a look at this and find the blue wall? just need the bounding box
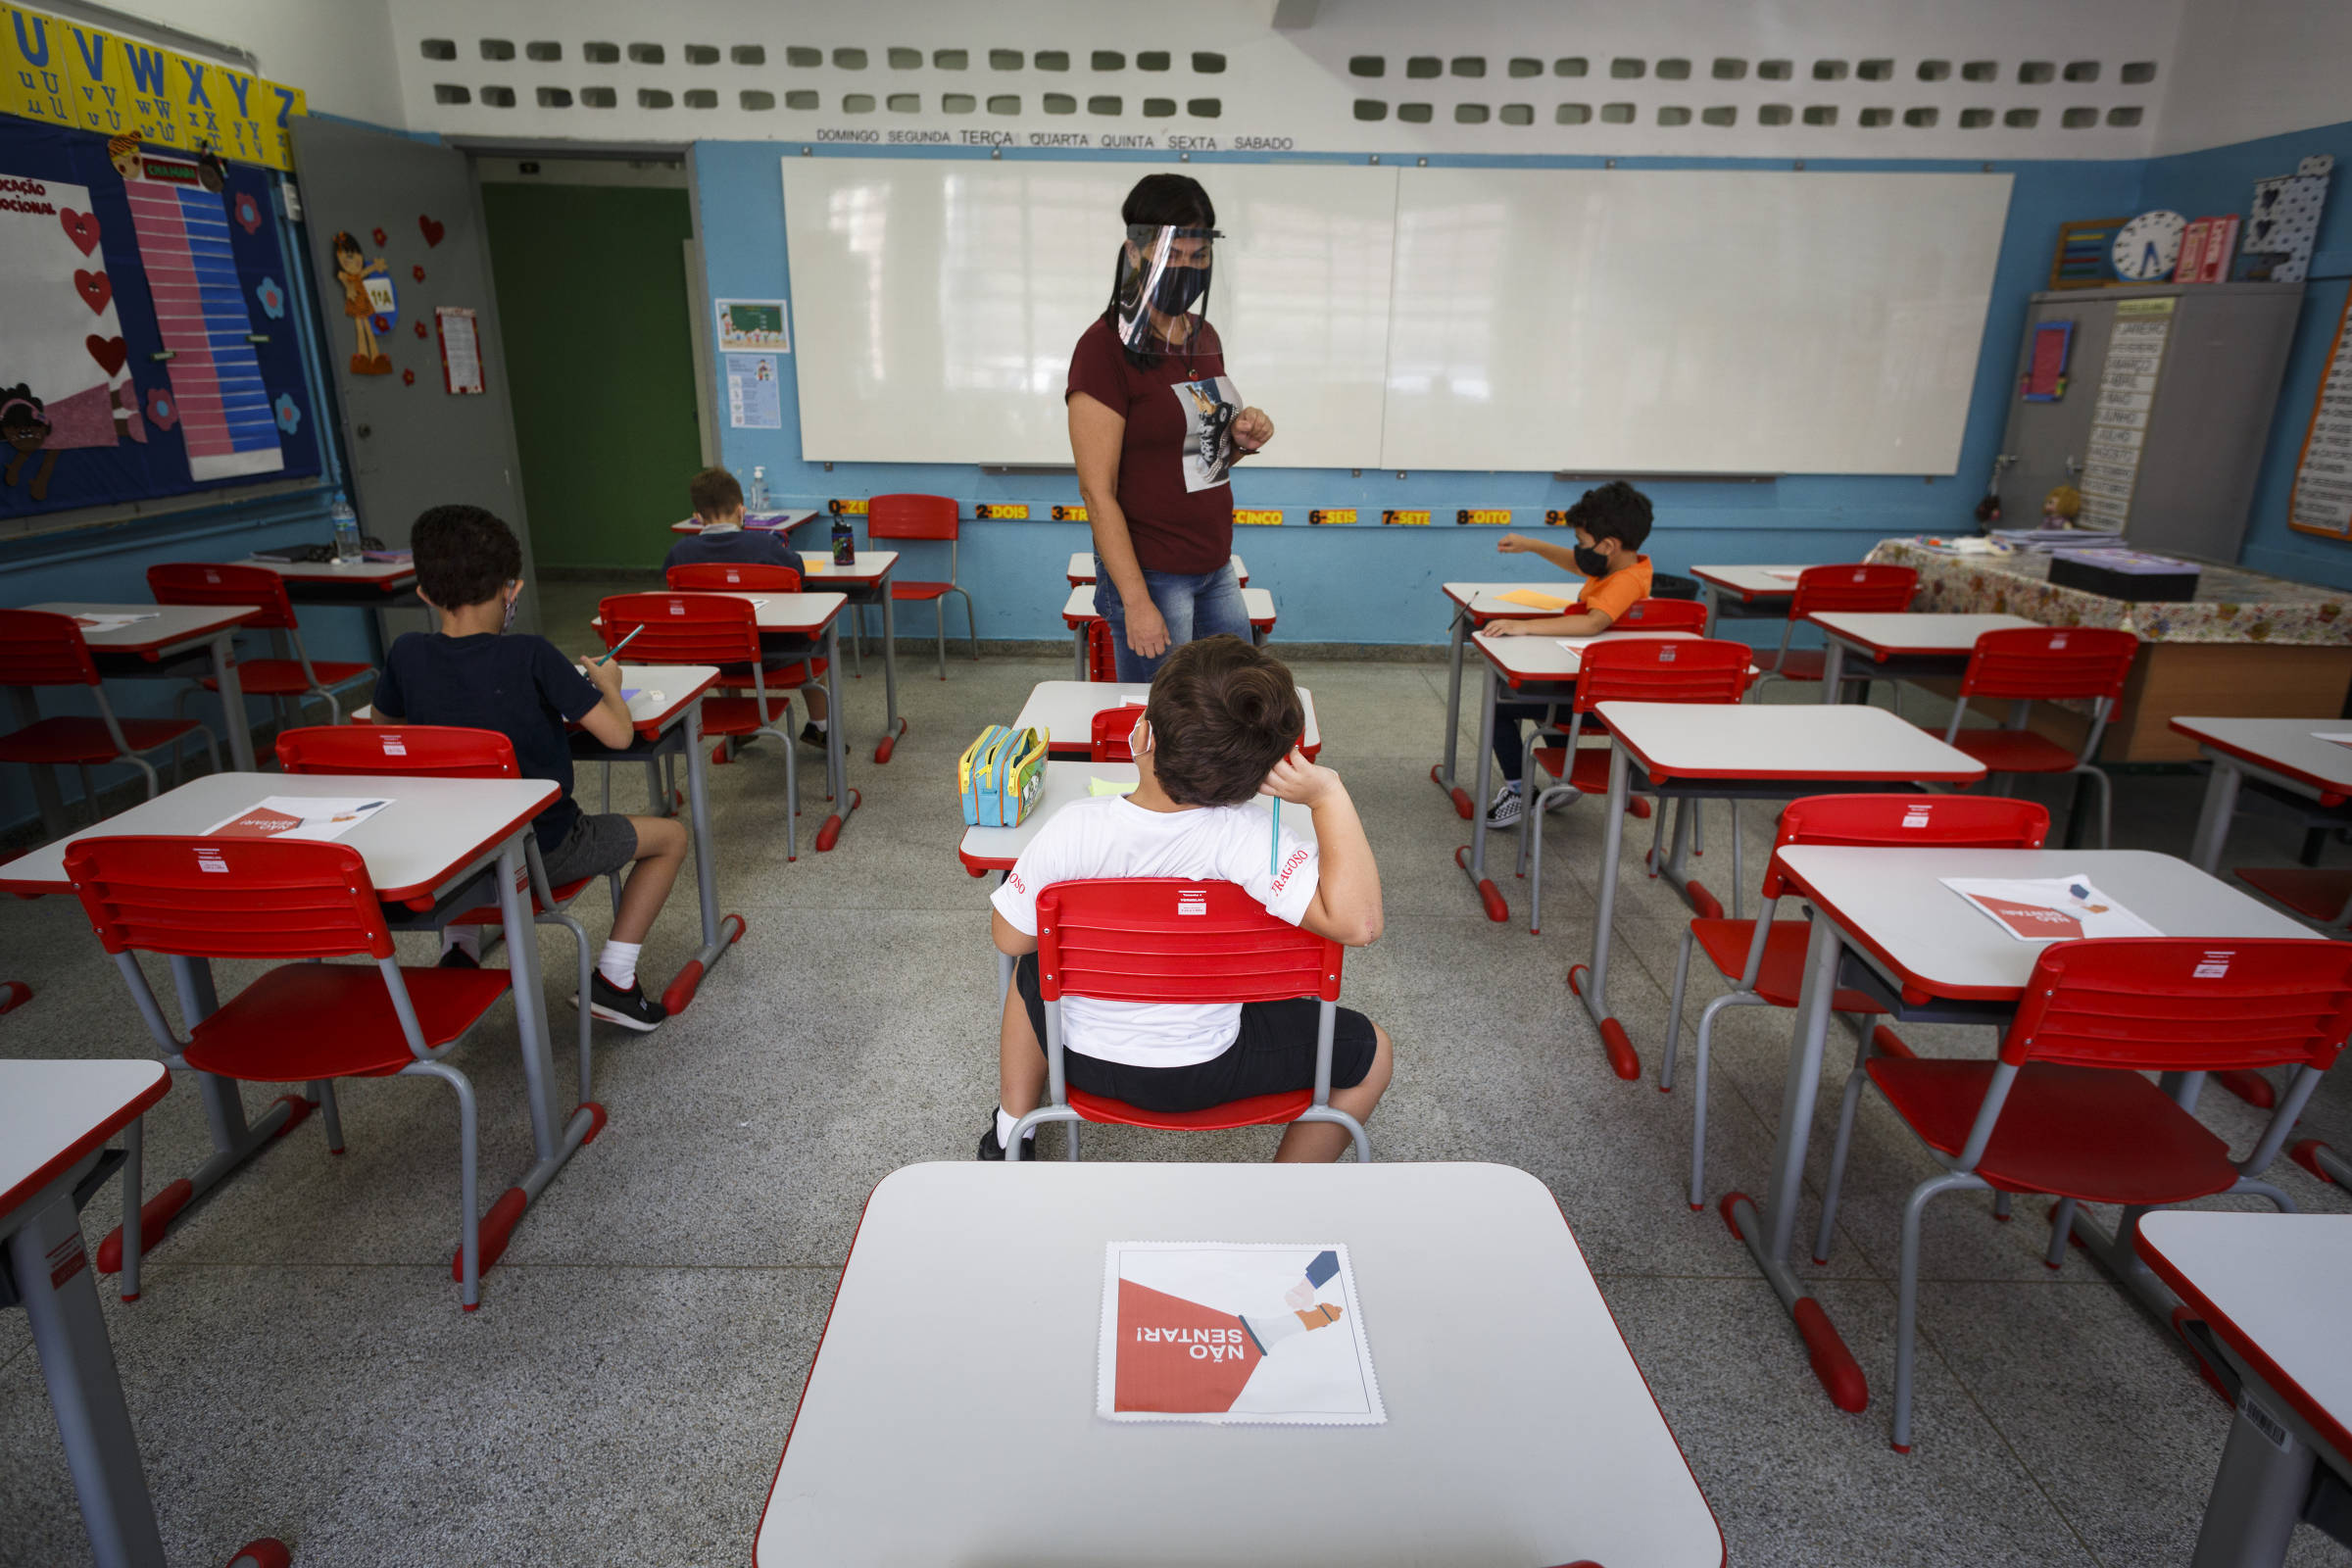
[694,139,2143,647]
[2140,120,2352,590]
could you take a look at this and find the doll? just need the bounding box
[2043,485,2083,528]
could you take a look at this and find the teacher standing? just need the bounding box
[1066,174,1275,681]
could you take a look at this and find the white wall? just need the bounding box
[108,0,406,127]
[2156,0,2352,153]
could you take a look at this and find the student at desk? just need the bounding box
[373,505,688,1032]
[1478,480,1655,830]
[663,466,833,749]
[980,637,1392,1163]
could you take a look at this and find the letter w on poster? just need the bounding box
[204,796,391,842]
[1097,1242,1384,1425]
[1941,874,2161,942]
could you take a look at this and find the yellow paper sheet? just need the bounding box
[1494,589,1571,611]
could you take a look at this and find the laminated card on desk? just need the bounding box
[1098,1243,1384,1426]
[1494,589,1573,611]
[205,796,392,843]
[1941,875,2163,941]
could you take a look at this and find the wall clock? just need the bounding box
[2112,210,2188,282]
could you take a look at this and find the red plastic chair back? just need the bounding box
[1089,704,1142,762]
[278,724,519,779]
[1614,597,1708,632]
[1037,879,1341,1004]
[146,562,296,629]
[1573,636,1752,713]
[2000,938,2352,1074]
[65,836,396,961]
[1763,795,2050,898]
[597,592,763,665]
[0,609,101,687]
[1959,625,2137,705]
[1788,564,1917,619]
[1087,619,1117,682]
[865,493,959,542]
[665,562,801,593]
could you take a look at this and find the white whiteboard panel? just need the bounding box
[781,159,1397,466]
[1380,170,2014,475]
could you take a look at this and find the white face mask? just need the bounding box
[501,584,520,631]
[1129,710,1150,760]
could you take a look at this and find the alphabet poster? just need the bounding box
[1097,1243,1384,1425]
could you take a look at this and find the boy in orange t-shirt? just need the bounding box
[1478,480,1655,829]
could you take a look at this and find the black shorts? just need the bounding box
[1013,954,1378,1114]
[541,811,638,885]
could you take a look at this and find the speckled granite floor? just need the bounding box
[3,577,2349,1567]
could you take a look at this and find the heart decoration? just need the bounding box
[418,214,445,247]
[371,225,387,247]
[59,207,100,255]
[74,270,111,314]
[401,368,416,385]
[86,334,128,375]
[412,264,425,282]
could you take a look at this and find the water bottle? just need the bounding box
[830,512,857,567]
[329,491,362,563]
[748,465,769,513]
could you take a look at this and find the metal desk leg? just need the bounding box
[1648,789,1730,923]
[1073,621,1090,680]
[816,620,860,850]
[11,1188,169,1568]
[2188,1383,2316,1568]
[875,576,906,763]
[206,633,256,772]
[1820,638,1846,705]
[2189,754,2242,875]
[1568,742,1641,1079]
[661,699,744,1015]
[8,684,72,837]
[1430,606,1475,818]
[1700,581,1721,636]
[1724,911,1871,1413]
[1452,661,1508,922]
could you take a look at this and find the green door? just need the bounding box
[481,181,701,571]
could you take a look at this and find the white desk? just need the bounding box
[1690,564,1812,635]
[1429,581,1578,818]
[755,1160,1721,1568]
[1808,611,2035,703]
[2137,1211,2352,1568]
[2175,716,2352,876]
[1067,551,1247,586]
[243,554,422,662]
[669,509,820,535]
[792,551,907,762]
[1013,680,1321,761]
[1061,585,1280,677]
[0,773,593,1299]
[1727,847,2310,1415]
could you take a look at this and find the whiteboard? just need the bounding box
[781,158,1397,466]
[1379,169,2013,474]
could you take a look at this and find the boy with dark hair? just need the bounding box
[1478,479,1657,830]
[372,505,688,1031]
[661,466,831,747]
[981,635,1393,1162]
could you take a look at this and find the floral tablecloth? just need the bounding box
[1865,539,2352,646]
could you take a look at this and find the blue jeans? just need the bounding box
[1094,557,1251,683]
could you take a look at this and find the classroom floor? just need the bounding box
[4,584,2351,1567]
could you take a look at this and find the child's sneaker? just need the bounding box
[1483,782,1525,830]
[580,972,666,1032]
[800,721,829,750]
[976,1117,1038,1161]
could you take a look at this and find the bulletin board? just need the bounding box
[0,114,321,523]
[2288,288,2352,539]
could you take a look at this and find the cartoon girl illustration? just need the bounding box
[107,129,143,180]
[1,385,57,503]
[331,230,393,375]
[196,145,227,193]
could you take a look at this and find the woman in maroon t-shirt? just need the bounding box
[1066,174,1275,680]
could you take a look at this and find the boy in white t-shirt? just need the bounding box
[983,635,1393,1162]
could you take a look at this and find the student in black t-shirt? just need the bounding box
[661,466,831,750]
[372,505,687,1032]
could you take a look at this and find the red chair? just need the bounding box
[147,562,374,728]
[661,562,832,700]
[1813,937,2352,1452]
[277,724,606,1100]
[0,609,220,823]
[867,492,979,679]
[1089,703,1144,762]
[1662,795,2052,1210]
[1613,596,1710,633]
[598,592,807,856]
[1520,637,1754,936]
[1007,879,1368,1162]
[1752,564,1917,698]
[66,836,518,1308]
[1935,626,2138,848]
[1086,619,1117,683]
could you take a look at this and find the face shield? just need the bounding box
[1114,223,1221,354]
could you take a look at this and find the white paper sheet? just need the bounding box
[71,612,160,634]
[204,796,391,843]
[1941,874,2163,942]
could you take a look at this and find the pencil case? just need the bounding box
[958,724,1049,828]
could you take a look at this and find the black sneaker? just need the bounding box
[579,972,665,1033]
[800,721,829,750]
[977,1118,1038,1162]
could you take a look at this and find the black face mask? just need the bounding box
[1152,266,1209,314]
[1573,544,1611,576]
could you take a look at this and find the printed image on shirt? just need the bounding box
[1172,374,1242,493]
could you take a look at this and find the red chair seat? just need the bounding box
[1691,917,1886,1013]
[716,657,828,688]
[200,658,371,696]
[1530,743,1614,795]
[703,693,795,737]
[1945,727,2083,774]
[1755,648,1827,682]
[1067,1086,1314,1131]
[890,580,955,602]
[182,961,512,1082]
[446,875,595,928]
[1866,1055,2238,1204]
[0,714,205,764]
[2236,866,2352,924]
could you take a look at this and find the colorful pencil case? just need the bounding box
[958,724,1049,828]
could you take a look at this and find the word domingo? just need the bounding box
[1136,1324,1251,1361]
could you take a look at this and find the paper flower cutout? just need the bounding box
[145,387,177,431]
[401,368,416,385]
[411,264,425,282]
[414,320,427,338]
[254,274,285,318]
[273,393,301,434]
[370,225,387,246]
[232,190,263,233]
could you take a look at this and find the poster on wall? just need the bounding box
[435,305,483,394]
[716,297,788,353]
[725,352,781,428]
[0,5,307,169]
[0,164,145,504]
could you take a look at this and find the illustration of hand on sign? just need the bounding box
[1115,1250,1348,1414]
